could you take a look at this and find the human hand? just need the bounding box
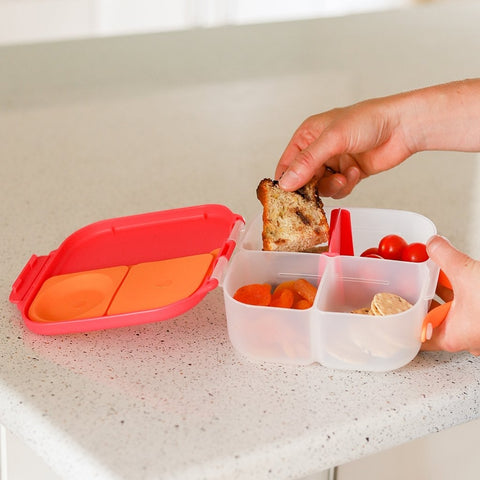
[422,235,480,356]
[275,97,416,198]
[275,80,480,197]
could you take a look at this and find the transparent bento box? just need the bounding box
[223,207,439,371]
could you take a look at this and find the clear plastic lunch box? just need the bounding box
[223,207,439,371]
[10,204,439,371]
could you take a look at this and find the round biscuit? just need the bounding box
[351,306,371,315]
[371,292,412,316]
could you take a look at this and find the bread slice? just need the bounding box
[256,177,329,252]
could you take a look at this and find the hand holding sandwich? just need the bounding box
[275,79,480,355]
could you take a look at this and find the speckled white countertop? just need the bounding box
[2,3,480,479]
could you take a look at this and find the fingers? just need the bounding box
[421,322,449,351]
[422,235,480,355]
[278,129,344,191]
[426,235,471,291]
[275,141,304,183]
[422,314,480,356]
[278,148,327,191]
[277,161,362,199]
[315,165,362,198]
[275,117,326,187]
[332,165,362,199]
[276,128,363,198]
[423,335,480,356]
[421,236,457,351]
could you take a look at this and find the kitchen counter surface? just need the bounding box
[2,2,480,479]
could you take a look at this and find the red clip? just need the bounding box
[328,208,354,256]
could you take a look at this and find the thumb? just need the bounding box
[423,236,480,354]
[426,235,467,288]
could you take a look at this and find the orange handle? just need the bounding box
[438,269,452,290]
[421,271,453,343]
[421,301,452,342]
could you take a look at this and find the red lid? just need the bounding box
[10,204,244,335]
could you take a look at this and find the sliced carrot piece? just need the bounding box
[233,283,272,306]
[293,299,312,310]
[292,278,317,304]
[270,288,295,308]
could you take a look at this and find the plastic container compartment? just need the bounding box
[223,207,439,371]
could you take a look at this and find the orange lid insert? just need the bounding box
[107,253,214,315]
[28,266,129,323]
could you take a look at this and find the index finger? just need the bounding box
[277,126,349,191]
[275,141,303,180]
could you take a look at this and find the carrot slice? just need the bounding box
[292,279,317,304]
[294,299,312,310]
[270,288,295,308]
[233,283,272,306]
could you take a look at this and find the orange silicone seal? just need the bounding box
[28,254,215,322]
[107,254,214,315]
[28,266,129,323]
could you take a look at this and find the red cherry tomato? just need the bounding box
[360,247,383,258]
[360,247,381,257]
[401,242,428,262]
[378,234,407,260]
[364,253,383,259]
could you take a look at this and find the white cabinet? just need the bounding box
[0,425,60,480]
[2,419,480,479]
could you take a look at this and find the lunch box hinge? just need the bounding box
[9,254,50,304]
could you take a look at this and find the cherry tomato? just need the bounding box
[378,234,407,260]
[360,247,381,257]
[364,253,383,259]
[401,242,428,262]
[360,247,383,258]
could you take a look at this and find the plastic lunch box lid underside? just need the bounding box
[9,204,244,335]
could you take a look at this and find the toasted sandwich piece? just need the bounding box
[256,177,329,252]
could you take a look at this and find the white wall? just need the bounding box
[0,0,418,45]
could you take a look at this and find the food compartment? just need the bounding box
[343,207,439,299]
[223,250,328,364]
[314,256,432,371]
[346,207,436,254]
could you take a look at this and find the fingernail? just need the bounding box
[279,170,300,190]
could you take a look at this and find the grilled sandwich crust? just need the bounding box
[256,177,329,252]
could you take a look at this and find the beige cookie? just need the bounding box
[371,292,412,316]
[351,306,371,315]
[370,301,382,316]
